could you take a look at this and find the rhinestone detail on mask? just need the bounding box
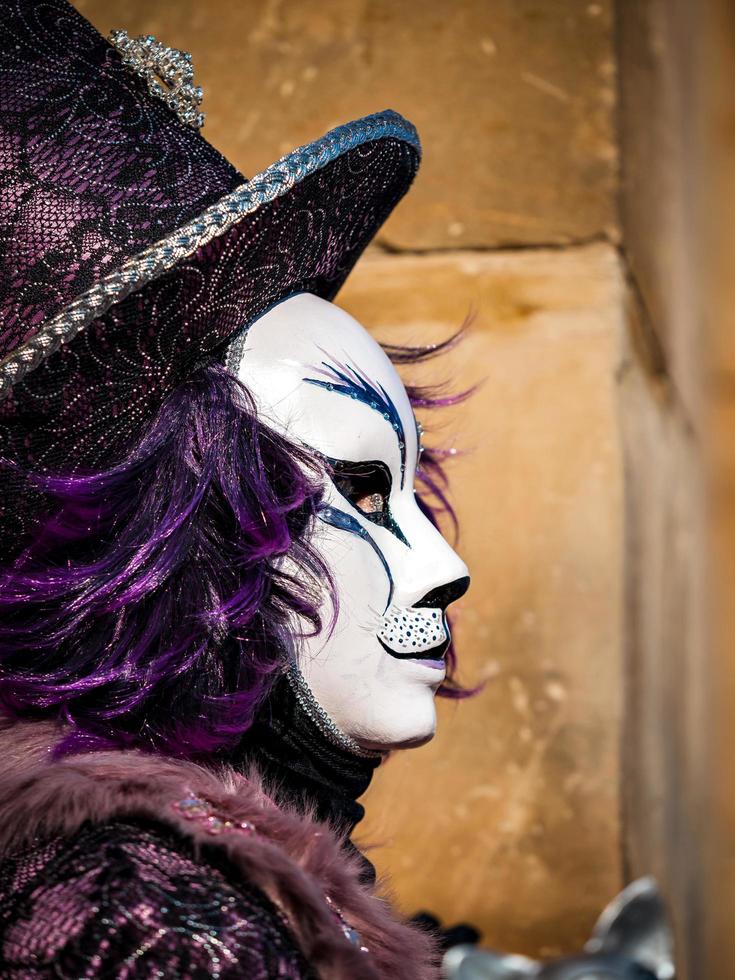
[286,663,384,760]
[109,30,205,130]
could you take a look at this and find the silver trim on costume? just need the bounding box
[224,321,249,375]
[0,111,419,400]
[285,662,384,760]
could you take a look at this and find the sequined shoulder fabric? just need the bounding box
[0,817,315,978]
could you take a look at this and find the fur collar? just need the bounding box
[0,719,438,979]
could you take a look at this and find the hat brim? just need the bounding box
[1,112,418,451]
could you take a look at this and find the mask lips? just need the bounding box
[377,633,450,661]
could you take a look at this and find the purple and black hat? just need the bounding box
[0,0,420,551]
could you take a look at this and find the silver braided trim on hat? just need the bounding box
[285,662,385,760]
[0,111,420,400]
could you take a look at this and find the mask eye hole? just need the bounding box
[329,459,391,516]
[326,459,409,547]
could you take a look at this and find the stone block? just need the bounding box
[616,0,702,420]
[617,4,730,974]
[339,243,624,955]
[705,8,735,966]
[617,302,706,980]
[77,0,617,249]
[708,392,735,979]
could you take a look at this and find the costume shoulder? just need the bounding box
[0,816,314,978]
[0,721,439,980]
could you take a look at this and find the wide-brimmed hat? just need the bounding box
[0,0,420,553]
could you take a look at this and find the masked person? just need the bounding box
[0,2,470,977]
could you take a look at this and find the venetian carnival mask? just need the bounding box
[228,293,469,752]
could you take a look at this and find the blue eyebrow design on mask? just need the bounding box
[304,358,408,488]
[318,504,394,613]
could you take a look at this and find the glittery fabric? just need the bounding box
[0,724,441,979]
[0,0,240,357]
[0,0,420,555]
[0,817,315,978]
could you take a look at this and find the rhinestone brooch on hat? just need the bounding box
[109,29,205,130]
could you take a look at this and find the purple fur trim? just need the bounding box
[0,365,333,758]
[0,720,440,979]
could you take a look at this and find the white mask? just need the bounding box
[229,293,469,752]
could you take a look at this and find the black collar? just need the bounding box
[232,673,382,883]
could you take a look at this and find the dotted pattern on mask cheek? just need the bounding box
[377,605,447,654]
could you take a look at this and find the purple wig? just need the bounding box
[0,365,331,757]
[0,327,471,757]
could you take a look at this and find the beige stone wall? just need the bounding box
[616,1,728,976]
[77,0,625,956]
[75,0,618,250]
[706,1,735,973]
[341,245,623,953]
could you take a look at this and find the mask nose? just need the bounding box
[414,575,470,612]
